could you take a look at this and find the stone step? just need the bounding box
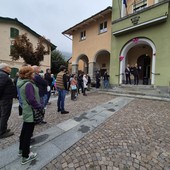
[120,84,154,90]
[99,86,170,100]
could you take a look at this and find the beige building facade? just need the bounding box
[64,0,170,88]
[0,17,56,77]
[63,7,112,79]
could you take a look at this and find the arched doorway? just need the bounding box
[94,50,110,77]
[120,38,156,85]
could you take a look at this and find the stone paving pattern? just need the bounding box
[1,91,170,170]
[0,92,114,150]
[42,97,170,170]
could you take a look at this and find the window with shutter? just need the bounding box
[10,27,19,38]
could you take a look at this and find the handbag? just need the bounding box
[71,85,77,90]
[33,108,44,124]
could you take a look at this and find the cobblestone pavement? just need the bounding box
[0,91,114,150]
[42,98,170,170]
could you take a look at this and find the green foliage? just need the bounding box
[51,50,68,74]
[11,33,50,66]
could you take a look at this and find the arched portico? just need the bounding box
[93,49,110,78]
[119,38,156,85]
[72,54,89,74]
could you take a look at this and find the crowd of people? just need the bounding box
[0,62,139,165]
[0,63,96,165]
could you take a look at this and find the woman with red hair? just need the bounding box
[17,65,43,165]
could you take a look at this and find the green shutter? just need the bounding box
[10,27,19,38]
[10,67,19,78]
[10,45,14,56]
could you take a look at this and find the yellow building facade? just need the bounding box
[63,7,112,80]
[64,0,169,88]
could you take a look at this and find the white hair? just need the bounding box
[0,63,10,70]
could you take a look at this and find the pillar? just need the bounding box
[72,63,78,74]
[88,62,95,80]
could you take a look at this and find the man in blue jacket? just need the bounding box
[0,63,16,138]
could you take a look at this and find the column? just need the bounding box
[72,63,78,74]
[88,62,95,80]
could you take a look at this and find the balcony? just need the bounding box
[112,0,169,36]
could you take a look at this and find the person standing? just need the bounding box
[14,72,23,117]
[56,65,69,114]
[70,74,77,100]
[51,74,56,95]
[32,65,47,124]
[125,64,131,84]
[133,63,139,85]
[77,73,83,94]
[17,65,43,164]
[87,74,91,91]
[83,73,88,96]
[44,68,53,105]
[0,63,16,139]
[103,71,110,88]
[96,70,101,88]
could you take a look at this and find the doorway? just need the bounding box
[137,54,151,85]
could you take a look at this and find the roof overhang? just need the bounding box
[62,6,112,36]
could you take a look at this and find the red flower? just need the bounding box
[133,38,139,44]
[119,56,124,61]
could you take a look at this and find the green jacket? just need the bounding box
[17,78,41,122]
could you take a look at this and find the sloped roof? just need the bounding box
[0,17,56,51]
[62,6,112,35]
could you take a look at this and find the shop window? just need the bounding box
[99,21,107,34]
[80,31,86,41]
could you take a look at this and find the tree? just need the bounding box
[51,50,68,74]
[11,33,50,66]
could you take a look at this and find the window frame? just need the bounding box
[80,30,86,41]
[99,21,108,34]
[133,0,147,12]
[10,27,19,39]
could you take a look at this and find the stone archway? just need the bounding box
[93,50,110,77]
[72,54,89,74]
[120,38,156,85]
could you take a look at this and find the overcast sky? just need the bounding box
[0,0,112,54]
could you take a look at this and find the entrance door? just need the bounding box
[137,55,151,85]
